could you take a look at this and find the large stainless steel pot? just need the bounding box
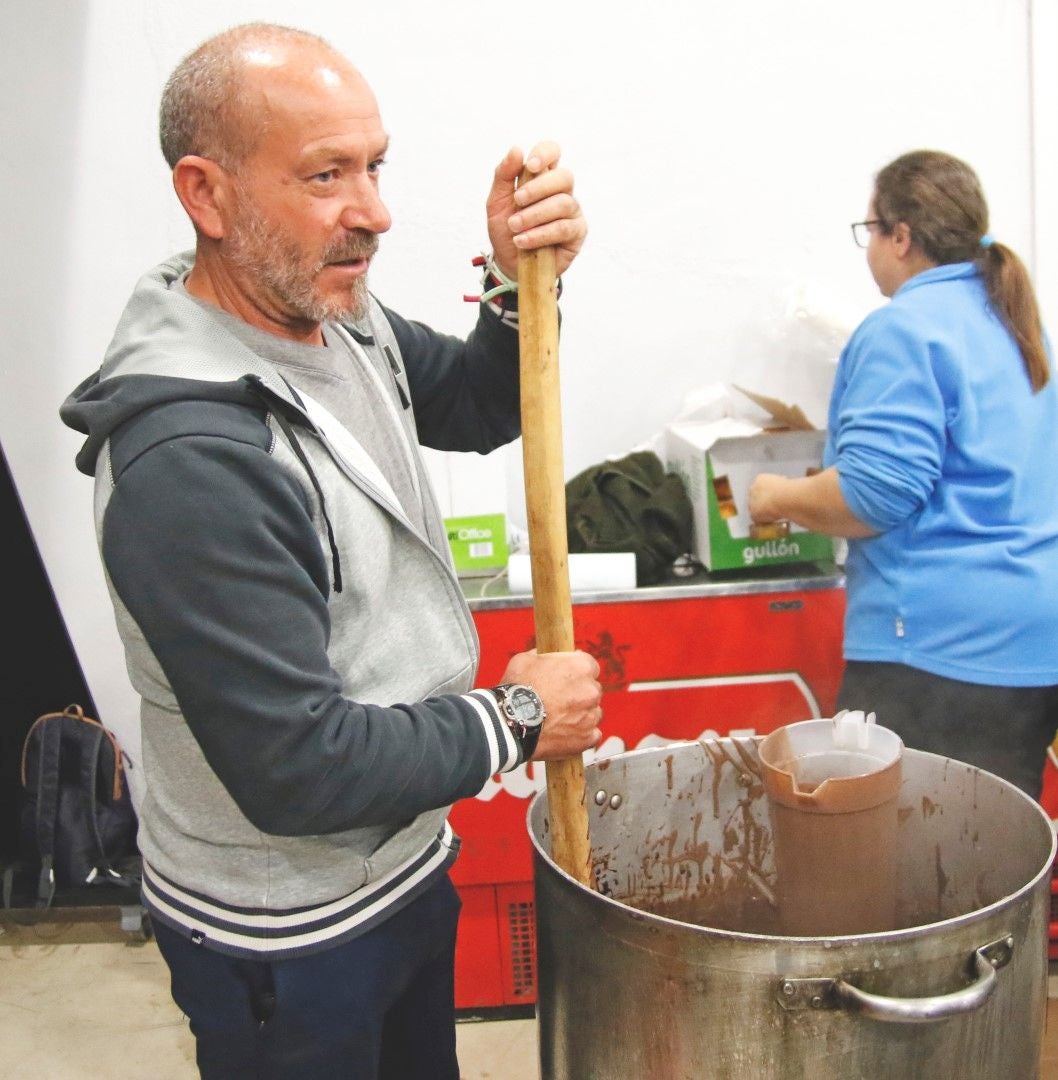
[529,740,1055,1079]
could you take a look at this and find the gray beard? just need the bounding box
[227,202,377,325]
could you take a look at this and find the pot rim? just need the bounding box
[527,741,1058,946]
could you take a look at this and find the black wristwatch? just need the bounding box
[492,684,546,761]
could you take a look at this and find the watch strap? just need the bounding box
[491,684,544,763]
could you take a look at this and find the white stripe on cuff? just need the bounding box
[465,690,519,772]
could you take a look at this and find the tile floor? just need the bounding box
[1,915,1055,1079]
[0,916,536,1080]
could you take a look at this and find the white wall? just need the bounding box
[1031,0,1058,335]
[1,0,1050,796]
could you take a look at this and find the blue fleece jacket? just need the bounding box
[825,262,1058,686]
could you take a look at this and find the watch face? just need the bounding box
[507,686,544,728]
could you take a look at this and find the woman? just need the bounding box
[749,149,1058,798]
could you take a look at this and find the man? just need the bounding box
[61,22,601,1080]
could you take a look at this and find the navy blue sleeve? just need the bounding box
[381,303,522,453]
[103,400,512,836]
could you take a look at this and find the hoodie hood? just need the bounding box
[60,252,305,476]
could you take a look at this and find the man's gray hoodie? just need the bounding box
[61,253,523,958]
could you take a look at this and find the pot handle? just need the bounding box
[835,937,1012,1024]
[777,936,1014,1024]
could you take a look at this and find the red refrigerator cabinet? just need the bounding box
[449,565,847,1012]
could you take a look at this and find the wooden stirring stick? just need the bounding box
[516,224,593,889]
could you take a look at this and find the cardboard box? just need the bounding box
[664,389,834,571]
[445,513,509,576]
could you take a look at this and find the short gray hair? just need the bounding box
[159,22,335,170]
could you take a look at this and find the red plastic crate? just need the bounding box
[1050,853,1058,962]
[453,880,537,1009]
[453,884,506,1009]
[1039,744,1058,961]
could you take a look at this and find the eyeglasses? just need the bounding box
[850,220,884,248]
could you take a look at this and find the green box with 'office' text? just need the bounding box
[444,513,509,576]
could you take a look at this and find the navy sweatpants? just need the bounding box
[152,874,462,1080]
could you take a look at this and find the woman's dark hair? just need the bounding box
[873,150,1049,391]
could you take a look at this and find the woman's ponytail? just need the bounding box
[978,242,1049,392]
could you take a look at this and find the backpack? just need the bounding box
[565,450,694,586]
[10,704,139,909]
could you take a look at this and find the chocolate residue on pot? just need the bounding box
[730,737,763,777]
[922,796,939,818]
[592,845,614,887]
[594,737,785,932]
[618,786,777,932]
[700,738,762,819]
[644,883,781,935]
[935,843,949,910]
[710,762,723,821]
[637,972,689,1079]
[974,870,998,911]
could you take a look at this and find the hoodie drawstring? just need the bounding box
[246,379,343,595]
